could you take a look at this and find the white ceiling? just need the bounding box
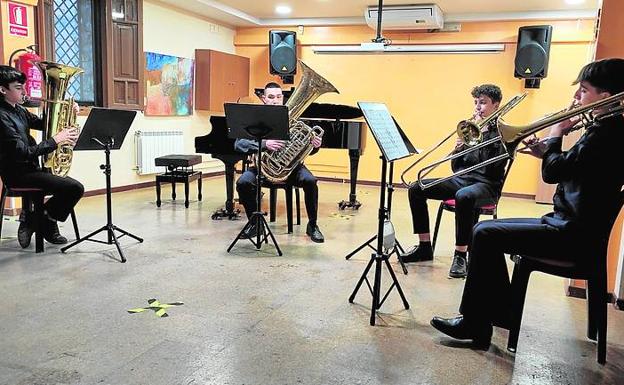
[154,0,601,27]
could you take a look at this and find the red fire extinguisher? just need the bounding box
[9,45,43,107]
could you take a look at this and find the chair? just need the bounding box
[264,182,301,234]
[506,191,624,364]
[431,160,514,254]
[0,180,80,253]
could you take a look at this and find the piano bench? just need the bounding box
[155,154,203,208]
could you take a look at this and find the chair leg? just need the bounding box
[285,187,294,234]
[0,185,7,238]
[507,261,532,353]
[197,172,203,201]
[431,203,445,254]
[33,194,44,253]
[184,180,190,208]
[70,209,80,240]
[295,187,301,225]
[587,277,608,364]
[269,188,277,222]
[156,180,162,207]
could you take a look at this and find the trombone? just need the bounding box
[403,91,624,190]
[400,93,528,189]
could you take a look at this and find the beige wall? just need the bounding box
[68,0,236,191]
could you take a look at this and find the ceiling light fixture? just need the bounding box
[564,0,585,5]
[275,5,292,15]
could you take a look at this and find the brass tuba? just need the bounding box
[36,61,83,177]
[260,61,339,183]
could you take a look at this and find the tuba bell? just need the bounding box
[260,61,339,183]
[36,61,83,177]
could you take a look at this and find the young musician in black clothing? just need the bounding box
[234,82,325,243]
[0,65,83,248]
[430,58,624,348]
[401,84,508,278]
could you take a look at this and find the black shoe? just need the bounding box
[449,252,467,278]
[306,223,324,243]
[399,244,433,263]
[17,221,34,249]
[43,219,68,245]
[240,223,258,239]
[430,315,492,349]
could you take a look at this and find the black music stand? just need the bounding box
[61,108,140,263]
[225,103,289,256]
[345,117,416,275]
[348,102,415,325]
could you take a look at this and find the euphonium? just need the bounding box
[36,61,83,177]
[260,61,338,183]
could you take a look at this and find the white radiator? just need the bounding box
[135,130,185,174]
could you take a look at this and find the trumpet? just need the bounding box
[401,93,528,189]
[405,91,624,190]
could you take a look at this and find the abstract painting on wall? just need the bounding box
[145,52,194,116]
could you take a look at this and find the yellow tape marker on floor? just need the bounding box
[128,298,184,318]
[329,212,356,220]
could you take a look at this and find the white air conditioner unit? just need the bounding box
[365,4,444,30]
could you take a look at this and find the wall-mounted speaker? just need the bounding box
[269,30,297,82]
[514,25,553,88]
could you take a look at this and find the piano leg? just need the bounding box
[338,149,362,210]
[211,161,241,220]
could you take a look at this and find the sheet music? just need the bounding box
[358,102,411,162]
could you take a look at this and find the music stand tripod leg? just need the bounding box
[227,145,282,256]
[345,235,378,260]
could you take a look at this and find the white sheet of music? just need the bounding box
[358,102,411,162]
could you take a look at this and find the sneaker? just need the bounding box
[399,244,433,263]
[306,223,325,243]
[449,252,467,278]
[17,221,34,248]
[43,219,68,245]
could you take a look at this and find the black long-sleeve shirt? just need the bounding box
[0,100,56,178]
[541,114,624,241]
[451,129,508,189]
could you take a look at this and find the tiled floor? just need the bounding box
[0,177,622,385]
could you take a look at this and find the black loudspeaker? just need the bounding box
[269,30,297,77]
[514,25,553,85]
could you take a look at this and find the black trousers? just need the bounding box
[4,171,84,222]
[236,164,319,224]
[459,218,582,324]
[408,177,498,246]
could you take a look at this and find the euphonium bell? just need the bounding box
[36,61,83,177]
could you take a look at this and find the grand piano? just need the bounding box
[195,103,366,219]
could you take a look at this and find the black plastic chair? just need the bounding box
[432,160,514,254]
[0,181,80,253]
[506,190,624,364]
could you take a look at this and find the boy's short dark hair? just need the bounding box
[573,58,624,95]
[0,65,27,89]
[471,84,502,103]
[264,82,281,91]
